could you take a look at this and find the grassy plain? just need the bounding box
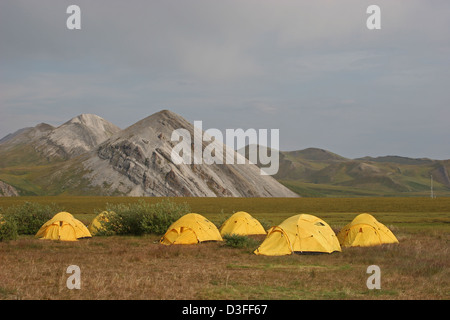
[0,196,449,300]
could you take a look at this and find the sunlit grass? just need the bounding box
[0,196,449,299]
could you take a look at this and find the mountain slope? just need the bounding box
[0,114,121,168]
[0,123,56,167]
[277,150,450,197]
[286,148,347,162]
[34,114,122,159]
[0,114,122,195]
[239,145,450,197]
[0,180,19,197]
[81,110,298,197]
[0,123,55,146]
[0,110,298,197]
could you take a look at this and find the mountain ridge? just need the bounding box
[1,112,449,197]
[238,144,450,197]
[83,110,297,197]
[0,110,298,197]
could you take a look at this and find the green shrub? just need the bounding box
[140,199,190,235]
[0,215,18,241]
[3,202,62,235]
[103,199,190,236]
[223,234,259,249]
[101,201,148,236]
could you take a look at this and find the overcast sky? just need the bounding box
[1,0,449,159]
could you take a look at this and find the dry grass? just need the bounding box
[0,229,448,300]
[0,196,449,300]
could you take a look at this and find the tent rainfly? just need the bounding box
[35,212,92,241]
[219,211,267,236]
[160,213,223,245]
[337,213,399,247]
[254,214,341,256]
[88,211,112,235]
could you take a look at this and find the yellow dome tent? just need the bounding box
[160,213,223,245]
[254,214,341,256]
[337,213,399,247]
[35,212,92,241]
[219,211,267,236]
[88,211,111,235]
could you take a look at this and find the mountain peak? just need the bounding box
[122,109,191,136]
[288,148,347,161]
[37,114,121,159]
[73,113,101,120]
[64,113,112,127]
[155,109,177,117]
[140,109,185,123]
[88,109,298,197]
[35,123,55,130]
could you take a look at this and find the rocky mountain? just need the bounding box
[0,110,298,197]
[0,181,19,197]
[34,114,122,160]
[82,110,298,197]
[0,114,121,167]
[0,123,55,150]
[0,123,56,168]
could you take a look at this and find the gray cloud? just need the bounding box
[1,0,449,159]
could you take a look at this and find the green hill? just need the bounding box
[277,149,450,197]
[239,145,450,197]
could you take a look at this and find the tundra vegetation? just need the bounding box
[0,196,449,300]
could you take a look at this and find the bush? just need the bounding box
[3,202,62,235]
[140,199,191,235]
[102,199,190,236]
[101,201,148,236]
[223,234,259,249]
[0,215,18,241]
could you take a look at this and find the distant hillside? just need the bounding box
[239,145,450,197]
[356,155,434,165]
[286,148,347,161]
